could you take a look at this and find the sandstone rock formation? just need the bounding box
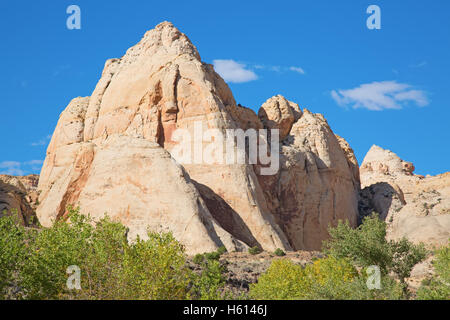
[360,145,450,246]
[0,174,39,226]
[37,22,359,254]
[258,109,360,250]
[258,95,302,140]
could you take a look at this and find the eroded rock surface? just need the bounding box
[0,174,39,226]
[37,22,359,253]
[360,145,450,246]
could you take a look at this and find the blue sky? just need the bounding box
[1,0,449,176]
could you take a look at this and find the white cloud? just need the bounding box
[212,61,306,81]
[31,134,51,147]
[331,81,429,111]
[25,160,44,166]
[409,61,427,68]
[213,60,258,83]
[289,66,305,75]
[270,66,281,72]
[0,160,44,176]
[0,161,24,176]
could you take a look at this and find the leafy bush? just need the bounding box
[274,248,286,256]
[196,246,228,263]
[249,256,405,300]
[324,213,427,290]
[119,232,191,300]
[324,213,392,274]
[250,214,428,300]
[249,257,358,300]
[340,272,404,300]
[217,246,227,255]
[417,243,450,300]
[0,211,29,299]
[0,207,193,300]
[249,259,305,299]
[204,251,221,261]
[193,253,204,265]
[192,259,227,300]
[248,246,262,255]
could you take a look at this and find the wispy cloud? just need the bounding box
[331,81,429,111]
[31,134,51,147]
[213,60,306,83]
[53,64,71,77]
[0,160,43,176]
[0,161,24,176]
[289,66,305,75]
[409,61,427,68]
[252,64,306,75]
[213,60,258,83]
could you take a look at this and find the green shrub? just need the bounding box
[324,213,427,290]
[0,211,29,299]
[249,259,305,299]
[324,213,392,274]
[340,272,404,300]
[1,207,193,300]
[249,257,358,300]
[248,246,262,255]
[193,253,204,265]
[217,246,227,255]
[120,232,191,300]
[192,259,227,300]
[204,251,221,261]
[417,243,450,300]
[249,256,405,300]
[274,248,286,256]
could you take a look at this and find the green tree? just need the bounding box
[324,213,427,292]
[0,211,28,299]
[192,259,227,300]
[417,243,450,300]
[3,207,193,300]
[249,257,358,300]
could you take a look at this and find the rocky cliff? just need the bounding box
[36,22,360,254]
[360,145,450,246]
[0,174,39,226]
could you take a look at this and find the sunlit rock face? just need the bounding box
[360,145,450,247]
[37,22,359,254]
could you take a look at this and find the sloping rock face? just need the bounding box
[258,108,360,250]
[0,174,39,226]
[37,22,359,253]
[360,145,450,246]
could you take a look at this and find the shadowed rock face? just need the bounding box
[37,22,359,254]
[0,174,39,226]
[360,145,450,246]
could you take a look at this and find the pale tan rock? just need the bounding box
[258,95,301,140]
[258,109,360,250]
[37,22,360,253]
[38,22,290,253]
[360,145,450,246]
[0,174,38,226]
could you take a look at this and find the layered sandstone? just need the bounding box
[360,145,450,246]
[0,174,39,226]
[258,109,360,250]
[37,22,359,253]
